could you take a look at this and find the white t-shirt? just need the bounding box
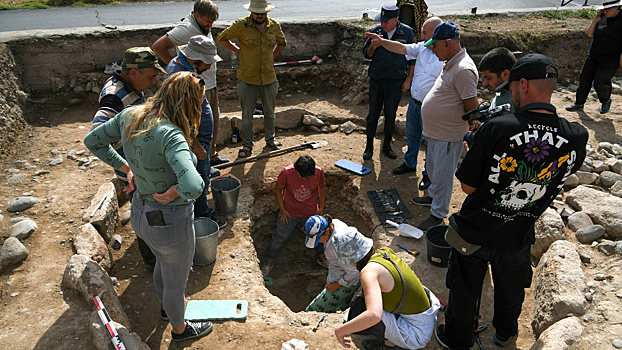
[405,42,443,102]
[166,12,217,90]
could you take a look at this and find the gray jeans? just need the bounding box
[130,196,195,327]
[237,79,279,148]
[425,136,463,218]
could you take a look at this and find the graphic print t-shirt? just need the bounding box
[277,164,325,218]
[453,105,588,250]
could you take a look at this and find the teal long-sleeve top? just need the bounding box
[84,107,204,205]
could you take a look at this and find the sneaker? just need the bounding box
[411,196,433,207]
[600,99,612,114]
[393,163,416,175]
[565,103,584,112]
[418,175,431,190]
[435,324,452,350]
[261,264,273,277]
[171,320,213,341]
[417,214,443,231]
[209,167,221,179]
[316,258,329,269]
[493,334,512,347]
[212,217,227,229]
[161,308,169,321]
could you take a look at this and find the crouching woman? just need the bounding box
[333,233,441,349]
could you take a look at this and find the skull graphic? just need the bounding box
[499,181,547,211]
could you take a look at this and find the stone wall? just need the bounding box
[0,43,27,158]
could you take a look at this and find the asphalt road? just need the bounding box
[0,0,597,33]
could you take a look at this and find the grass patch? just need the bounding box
[540,8,598,20]
[0,1,49,10]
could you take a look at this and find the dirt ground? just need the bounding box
[1,14,622,350]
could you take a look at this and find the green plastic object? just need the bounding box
[184,300,248,321]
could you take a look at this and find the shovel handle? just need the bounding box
[385,220,400,228]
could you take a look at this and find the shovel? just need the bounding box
[274,55,323,66]
[386,220,423,239]
[214,141,328,169]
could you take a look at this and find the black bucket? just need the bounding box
[425,225,451,268]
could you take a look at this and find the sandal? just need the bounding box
[238,146,252,158]
[267,141,282,151]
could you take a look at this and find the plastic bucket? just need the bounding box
[211,176,241,215]
[425,225,451,268]
[194,217,219,266]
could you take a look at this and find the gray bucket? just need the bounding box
[425,225,451,268]
[194,217,219,266]
[211,176,241,215]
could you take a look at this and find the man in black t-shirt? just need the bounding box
[434,54,588,350]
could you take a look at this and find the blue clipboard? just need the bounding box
[184,300,248,321]
[335,159,372,176]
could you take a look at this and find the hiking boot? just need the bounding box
[410,196,433,207]
[600,99,612,114]
[493,334,513,347]
[393,163,416,175]
[171,320,213,341]
[417,214,443,231]
[363,142,373,160]
[565,103,584,112]
[418,175,431,190]
[382,147,397,159]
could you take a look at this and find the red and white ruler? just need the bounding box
[93,296,127,350]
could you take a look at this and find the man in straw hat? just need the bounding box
[217,0,287,158]
[90,47,165,274]
[165,35,227,229]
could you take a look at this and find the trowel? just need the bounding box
[386,220,423,239]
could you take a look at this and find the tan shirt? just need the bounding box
[421,48,478,142]
[217,16,287,86]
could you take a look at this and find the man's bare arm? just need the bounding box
[152,35,176,65]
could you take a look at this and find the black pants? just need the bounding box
[348,296,386,339]
[121,182,157,270]
[366,79,403,144]
[575,55,619,105]
[444,244,532,350]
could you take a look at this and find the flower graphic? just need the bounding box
[499,157,518,172]
[524,138,550,163]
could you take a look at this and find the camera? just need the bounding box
[462,103,512,147]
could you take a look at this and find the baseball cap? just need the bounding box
[124,47,166,73]
[332,229,374,265]
[424,21,460,47]
[508,53,558,82]
[304,215,328,249]
[375,5,399,22]
[179,35,223,65]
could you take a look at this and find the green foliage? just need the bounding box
[540,8,598,20]
[0,1,48,9]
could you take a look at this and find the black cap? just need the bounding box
[508,53,558,82]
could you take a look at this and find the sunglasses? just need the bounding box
[252,12,266,15]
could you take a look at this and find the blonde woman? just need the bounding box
[85,71,212,341]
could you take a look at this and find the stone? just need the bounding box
[598,240,617,256]
[213,114,232,147]
[90,311,149,350]
[0,237,28,271]
[302,114,324,127]
[307,125,321,133]
[612,144,622,155]
[34,170,50,176]
[599,141,613,154]
[560,205,575,219]
[7,196,37,212]
[612,181,622,198]
[111,234,122,250]
[275,108,311,129]
[73,224,113,272]
[575,171,598,185]
[564,174,579,188]
[320,125,331,133]
[584,292,593,301]
[567,186,622,238]
[9,217,28,224]
[579,253,591,263]
[339,121,357,135]
[600,171,622,187]
[7,174,27,183]
[49,157,63,166]
[532,208,566,259]
[532,240,586,337]
[231,115,265,138]
[281,339,309,350]
[567,211,593,232]
[528,316,583,350]
[9,219,38,240]
[62,254,129,327]
[613,339,622,349]
[0,214,3,222]
[119,201,131,226]
[594,274,606,281]
[575,225,605,244]
[83,182,119,243]
[395,119,406,137]
[579,163,592,173]
[592,160,608,173]
[611,160,622,174]
[617,241,622,256]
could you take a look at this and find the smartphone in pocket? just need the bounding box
[146,210,166,226]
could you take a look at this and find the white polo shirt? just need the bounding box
[405,42,443,102]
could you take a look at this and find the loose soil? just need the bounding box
[1,14,622,350]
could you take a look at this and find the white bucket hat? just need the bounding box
[179,35,222,65]
[601,0,621,9]
[244,0,275,13]
[332,229,374,266]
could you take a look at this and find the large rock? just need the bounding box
[231,115,264,138]
[7,196,37,212]
[90,311,149,350]
[564,174,580,188]
[598,240,617,256]
[611,160,622,174]
[0,237,28,270]
[339,121,357,134]
[214,114,233,147]
[73,224,113,272]
[532,240,586,337]
[612,181,622,198]
[8,219,38,240]
[532,208,566,259]
[275,108,310,129]
[575,225,605,244]
[567,186,622,238]
[529,317,583,350]
[600,171,622,187]
[567,211,593,232]
[62,254,130,327]
[575,171,598,185]
[302,114,324,127]
[83,183,119,243]
[592,160,608,173]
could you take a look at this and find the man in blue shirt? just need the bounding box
[363,5,415,160]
